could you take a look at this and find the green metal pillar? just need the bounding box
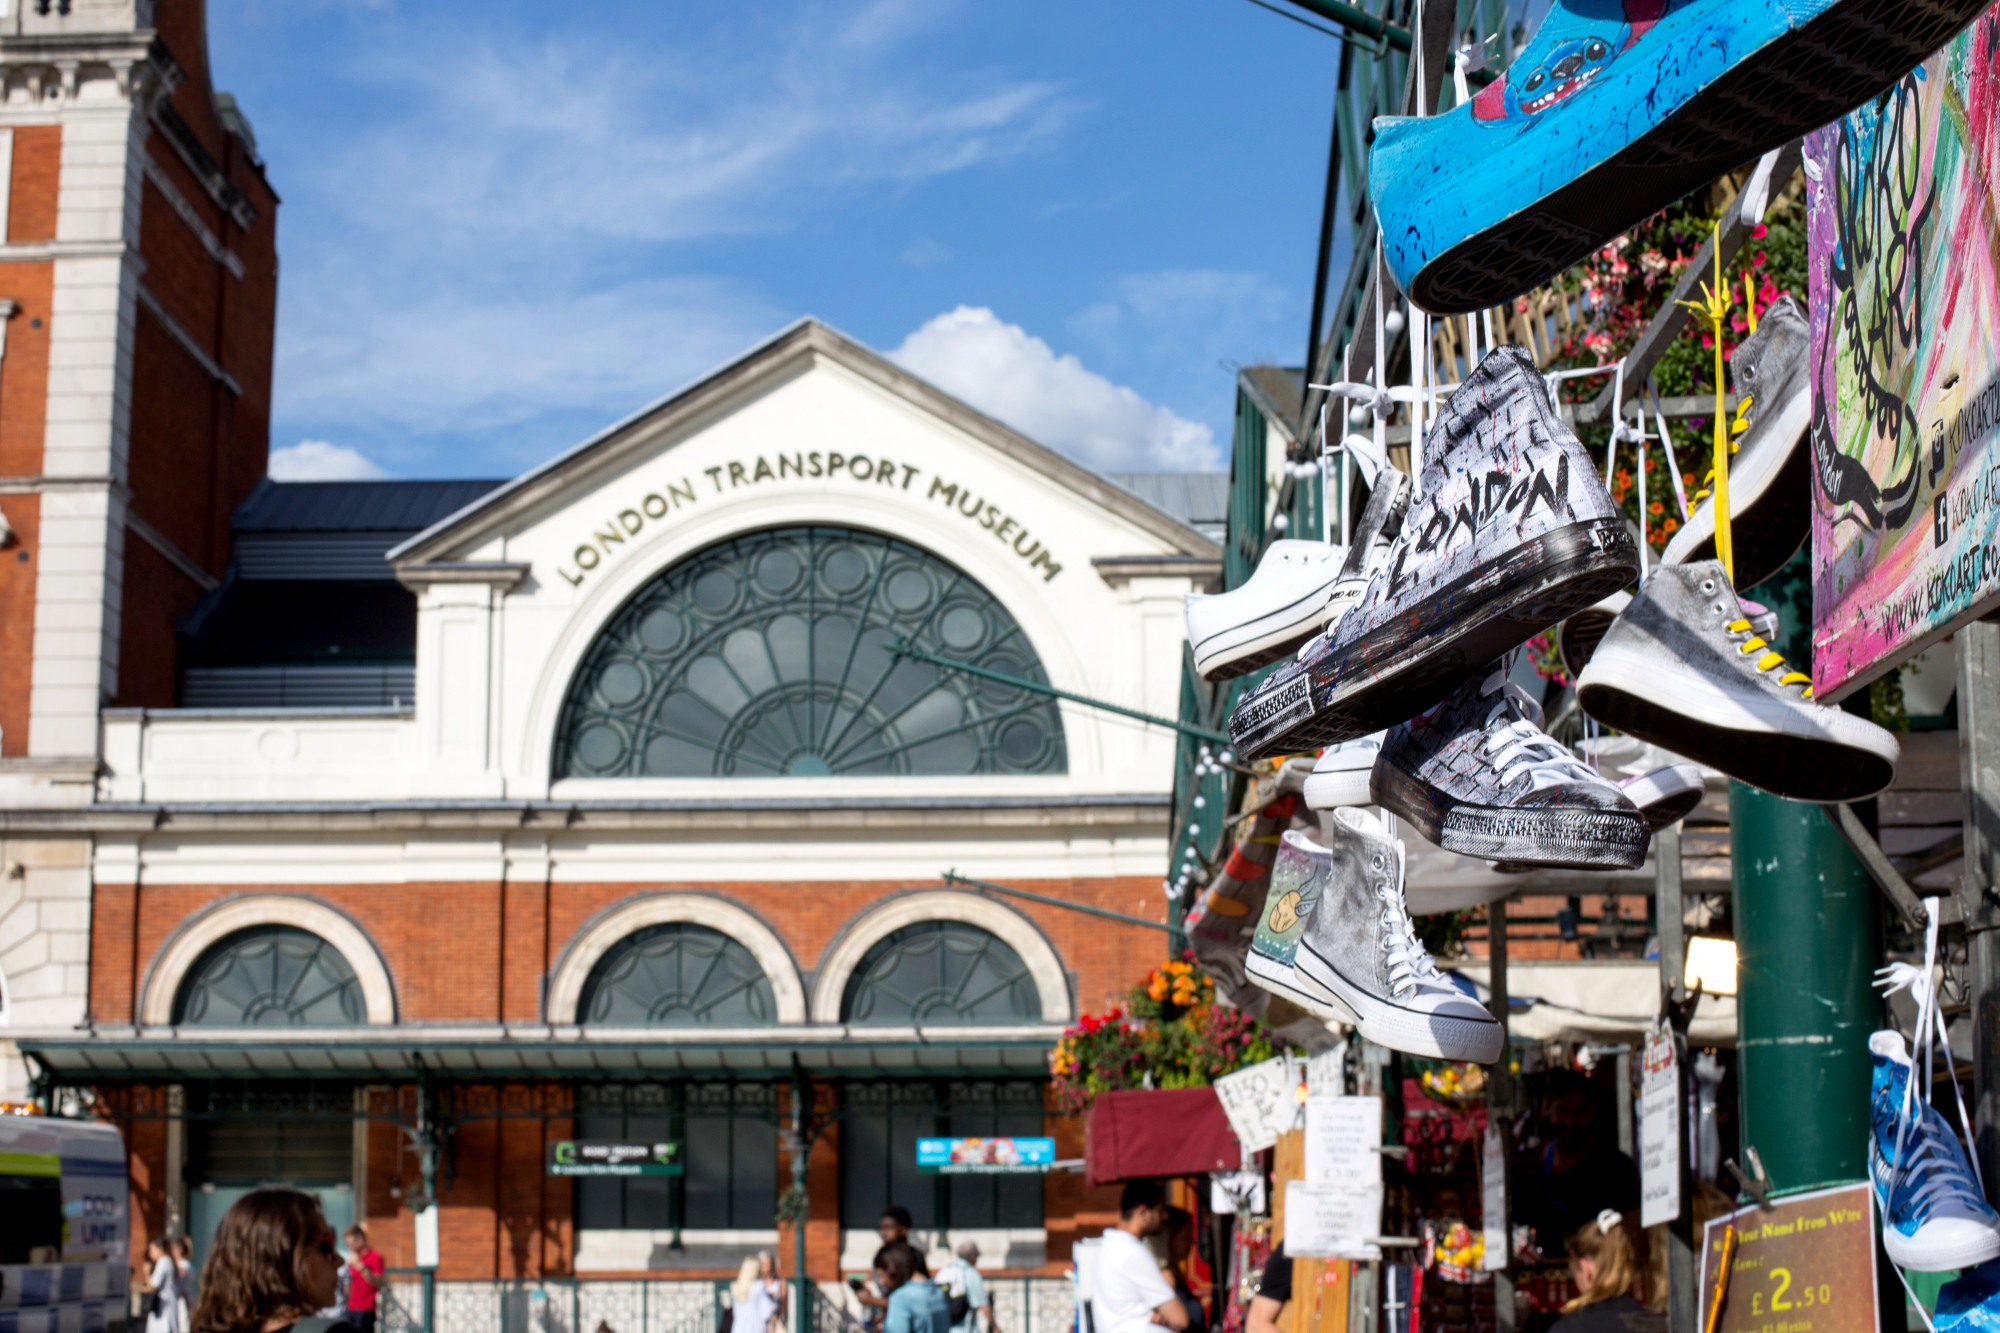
[1731,783,1883,1189]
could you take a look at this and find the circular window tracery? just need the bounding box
[554,526,1067,778]
[577,923,778,1026]
[172,926,366,1027]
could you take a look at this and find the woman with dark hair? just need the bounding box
[874,1241,949,1333]
[189,1189,359,1333]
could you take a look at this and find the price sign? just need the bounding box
[1698,1184,1877,1333]
[1305,1095,1382,1188]
[1283,1179,1383,1261]
[1216,1057,1297,1153]
[1640,1020,1681,1228]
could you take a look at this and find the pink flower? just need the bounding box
[1752,223,1768,240]
[1754,251,1768,267]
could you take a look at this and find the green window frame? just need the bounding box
[578,924,777,1026]
[840,922,1042,1026]
[172,926,366,1027]
[575,1083,780,1232]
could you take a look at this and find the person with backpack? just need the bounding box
[937,1241,999,1333]
[188,1188,362,1333]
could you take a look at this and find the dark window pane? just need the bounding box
[890,1113,936,1228]
[580,925,777,1027]
[733,1117,778,1228]
[174,926,365,1027]
[554,527,1067,780]
[840,1108,890,1230]
[842,924,1040,1026]
[683,1116,731,1229]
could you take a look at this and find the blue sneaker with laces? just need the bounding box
[1369,0,1989,314]
[1870,1029,2000,1272]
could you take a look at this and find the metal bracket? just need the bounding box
[1724,1147,1775,1211]
[1828,802,1936,932]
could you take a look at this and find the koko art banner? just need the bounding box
[1808,3,2000,699]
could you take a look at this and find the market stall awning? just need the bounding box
[1454,961,1735,1046]
[18,1023,1066,1080]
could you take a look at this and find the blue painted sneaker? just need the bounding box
[1869,1029,2000,1272]
[1369,0,1989,314]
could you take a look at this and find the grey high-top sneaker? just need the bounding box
[1558,591,1629,680]
[1290,806,1504,1063]
[1576,560,1900,801]
[1371,662,1649,870]
[1230,346,1638,759]
[1662,294,1811,590]
[1244,829,1348,1024]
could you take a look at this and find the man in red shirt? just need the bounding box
[343,1225,386,1333]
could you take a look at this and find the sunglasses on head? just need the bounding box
[315,1232,337,1258]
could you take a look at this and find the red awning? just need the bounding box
[1084,1087,1241,1185]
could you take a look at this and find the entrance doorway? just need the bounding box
[185,1117,356,1266]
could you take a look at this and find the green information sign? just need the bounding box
[547,1141,683,1177]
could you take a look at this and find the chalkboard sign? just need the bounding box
[1698,1184,1877,1333]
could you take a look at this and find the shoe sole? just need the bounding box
[1292,940,1504,1063]
[1558,605,1622,680]
[1192,580,1343,682]
[1231,517,1637,758]
[1372,760,1649,871]
[1577,653,1897,802]
[1245,949,1357,1025]
[1883,1223,2000,1273]
[1303,767,1374,810]
[1408,0,1989,313]
[1662,388,1812,590]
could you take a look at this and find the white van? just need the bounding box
[0,1115,129,1333]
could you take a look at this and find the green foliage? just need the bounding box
[1870,669,1910,731]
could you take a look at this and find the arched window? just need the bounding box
[840,922,1042,1026]
[553,526,1066,778]
[172,926,366,1027]
[577,924,777,1026]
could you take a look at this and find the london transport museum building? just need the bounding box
[0,0,1231,1299]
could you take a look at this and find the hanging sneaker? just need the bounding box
[1289,807,1505,1063]
[1189,794,1300,1018]
[1620,763,1707,831]
[1229,347,1638,759]
[1244,830,1352,1025]
[1662,295,1812,589]
[1186,540,1352,682]
[1558,591,1630,681]
[1372,662,1647,870]
[1575,560,1899,801]
[1304,732,1387,810]
[1869,1030,2000,1272]
[1368,1,1988,313]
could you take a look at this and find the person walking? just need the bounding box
[858,1209,922,1329]
[731,1253,786,1333]
[142,1238,182,1333]
[187,1188,361,1333]
[938,1241,998,1333]
[341,1227,385,1333]
[172,1237,198,1333]
[875,1242,949,1333]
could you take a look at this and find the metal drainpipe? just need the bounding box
[1730,781,1883,1189]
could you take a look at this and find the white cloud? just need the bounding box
[902,238,952,267]
[890,307,1221,473]
[268,440,391,481]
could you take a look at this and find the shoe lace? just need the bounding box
[1690,394,1753,504]
[1724,618,1813,698]
[1474,671,1603,793]
[1887,1104,1989,1220]
[1374,853,1446,1001]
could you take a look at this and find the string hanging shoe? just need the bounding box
[1288,806,1505,1063]
[1229,346,1636,759]
[1575,559,1898,800]
[1367,0,1989,313]
[1868,1030,2000,1271]
[1371,661,1648,870]
[1185,539,1354,682]
[1244,828,1348,1024]
[1305,732,1387,811]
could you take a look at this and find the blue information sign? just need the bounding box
[915,1137,1056,1175]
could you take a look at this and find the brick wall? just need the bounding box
[0,494,38,755]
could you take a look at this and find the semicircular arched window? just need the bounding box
[553,526,1067,778]
[173,925,366,1027]
[841,922,1042,1026]
[577,923,777,1026]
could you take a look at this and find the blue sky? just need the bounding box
[207,0,1355,481]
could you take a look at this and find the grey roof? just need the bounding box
[1108,473,1228,540]
[1240,365,1306,438]
[233,478,508,533]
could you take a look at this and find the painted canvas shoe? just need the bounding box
[1186,539,1352,682]
[1304,732,1386,811]
[1290,807,1505,1063]
[1869,1030,2000,1272]
[1557,591,1630,680]
[1244,829,1349,1024]
[1662,295,1812,589]
[1369,0,1989,313]
[1229,347,1637,759]
[1372,663,1649,870]
[1576,560,1899,801]
[1188,791,1302,1018]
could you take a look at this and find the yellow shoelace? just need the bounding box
[1728,617,1812,698]
[1691,395,1755,505]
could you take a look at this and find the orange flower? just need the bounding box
[1664,518,1679,533]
